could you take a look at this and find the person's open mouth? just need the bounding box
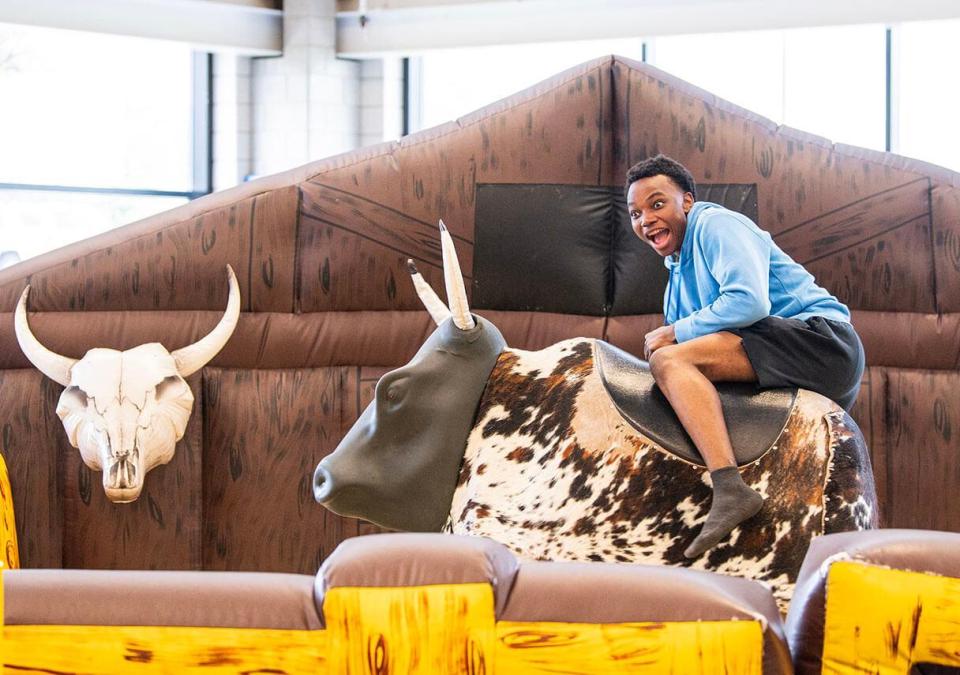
[646,228,669,247]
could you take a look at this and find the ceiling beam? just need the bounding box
[336,0,960,56]
[0,0,282,55]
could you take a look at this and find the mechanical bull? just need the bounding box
[15,266,240,503]
[313,224,878,609]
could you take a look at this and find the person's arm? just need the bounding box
[671,214,771,343]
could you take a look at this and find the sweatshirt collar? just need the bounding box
[663,201,720,270]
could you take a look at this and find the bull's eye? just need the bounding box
[386,383,404,403]
[376,374,408,408]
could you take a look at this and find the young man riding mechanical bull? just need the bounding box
[625,154,865,558]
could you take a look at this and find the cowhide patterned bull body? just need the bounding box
[452,338,876,610]
[314,224,878,611]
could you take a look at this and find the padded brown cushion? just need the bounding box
[786,529,960,675]
[500,559,791,675]
[4,569,322,629]
[316,533,519,621]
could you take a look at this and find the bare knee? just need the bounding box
[649,345,688,383]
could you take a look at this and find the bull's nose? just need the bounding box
[313,464,333,503]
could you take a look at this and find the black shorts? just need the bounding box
[727,315,865,411]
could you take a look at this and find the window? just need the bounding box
[411,38,644,132]
[896,19,960,172]
[411,25,916,165]
[782,25,886,151]
[0,24,209,264]
[650,30,785,123]
[651,25,886,151]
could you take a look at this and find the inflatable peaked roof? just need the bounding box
[0,55,958,571]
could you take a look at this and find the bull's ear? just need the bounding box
[407,259,452,327]
[439,220,475,331]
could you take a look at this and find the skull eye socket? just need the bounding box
[155,376,186,401]
[62,385,89,408]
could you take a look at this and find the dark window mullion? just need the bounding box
[0,182,201,199]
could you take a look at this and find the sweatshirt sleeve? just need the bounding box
[671,213,772,343]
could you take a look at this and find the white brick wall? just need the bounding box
[251,0,360,177]
[360,56,404,148]
[212,54,253,191]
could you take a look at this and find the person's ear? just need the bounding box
[683,192,694,214]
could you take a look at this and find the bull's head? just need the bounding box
[313,223,505,531]
[15,266,240,503]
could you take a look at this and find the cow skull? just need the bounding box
[15,266,241,503]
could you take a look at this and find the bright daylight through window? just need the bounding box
[0,24,204,266]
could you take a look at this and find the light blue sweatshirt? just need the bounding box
[664,201,851,343]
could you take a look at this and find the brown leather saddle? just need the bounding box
[594,341,797,467]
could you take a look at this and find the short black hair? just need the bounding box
[625,154,697,200]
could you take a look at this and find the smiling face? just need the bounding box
[627,174,695,257]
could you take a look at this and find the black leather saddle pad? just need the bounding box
[594,341,797,466]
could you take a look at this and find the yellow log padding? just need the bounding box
[1,625,329,673]
[823,560,960,674]
[495,620,763,674]
[0,453,18,571]
[323,583,497,673]
[1,583,766,673]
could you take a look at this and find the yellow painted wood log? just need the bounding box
[0,581,770,673]
[823,560,960,674]
[0,453,18,571]
[495,619,764,674]
[1,625,328,674]
[323,582,496,674]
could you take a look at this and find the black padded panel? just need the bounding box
[609,183,759,315]
[594,341,795,466]
[472,184,613,315]
[609,195,668,315]
[472,183,758,316]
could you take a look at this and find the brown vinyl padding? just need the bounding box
[785,529,960,675]
[501,559,792,675]
[315,533,520,620]
[0,55,958,572]
[3,569,323,629]
[314,532,789,673]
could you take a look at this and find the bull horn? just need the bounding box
[172,265,241,377]
[14,286,77,386]
[407,259,452,326]
[439,220,475,330]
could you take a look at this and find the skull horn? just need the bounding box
[172,265,241,377]
[439,220,475,330]
[408,259,452,327]
[14,286,78,387]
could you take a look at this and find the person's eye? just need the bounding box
[653,200,664,209]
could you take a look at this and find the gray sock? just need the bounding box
[684,466,763,559]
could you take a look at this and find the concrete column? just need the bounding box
[251,0,361,177]
[212,54,253,190]
[359,56,404,147]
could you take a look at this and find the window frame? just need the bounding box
[0,52,213,203]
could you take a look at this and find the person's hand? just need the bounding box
[643,325,676,361]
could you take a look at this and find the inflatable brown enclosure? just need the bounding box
[0,55,957,572]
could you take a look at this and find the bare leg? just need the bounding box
[648,332,755,470]
[648,332,763,558]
